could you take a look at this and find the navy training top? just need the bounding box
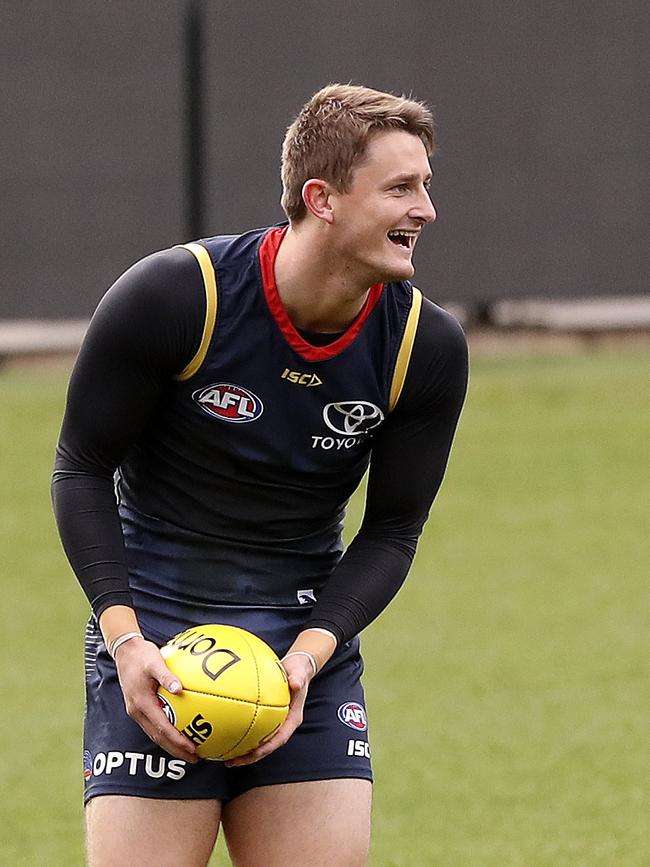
[53,225,468,644]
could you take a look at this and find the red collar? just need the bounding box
[258,226,384,362]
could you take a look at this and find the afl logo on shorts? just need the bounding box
[193,382,264,423]
[83,749,93,781]
[337,702,368,731]
[324,402,384,436]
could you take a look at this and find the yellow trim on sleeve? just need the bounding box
[388,287,423,412]
[174,243,218,381]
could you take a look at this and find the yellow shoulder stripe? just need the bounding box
[174,243,218,381]
[388,287,423,412]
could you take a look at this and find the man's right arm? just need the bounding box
[52,247,204,618]
[52,246,205,761]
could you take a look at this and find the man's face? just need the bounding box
[328,129,436,284]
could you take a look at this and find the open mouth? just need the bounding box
[387,229,418,249]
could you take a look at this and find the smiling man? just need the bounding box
[53,84,468,866]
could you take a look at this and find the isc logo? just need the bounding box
[337,702,368,731]
[192,382,263,423]
[281,368,323,387]
[346,739,371,758]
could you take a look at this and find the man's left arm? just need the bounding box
[305,301,469,647]
[227,302,468,767]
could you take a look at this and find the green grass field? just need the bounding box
[1,347,648,866]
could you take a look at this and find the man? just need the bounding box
[53,83,468,866]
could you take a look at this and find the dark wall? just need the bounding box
[2,1,647,317]
[2,2,186,318]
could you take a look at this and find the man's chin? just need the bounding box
[362,252,415,285]
[383,259,415,282]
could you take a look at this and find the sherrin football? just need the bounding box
[157,624,290,760]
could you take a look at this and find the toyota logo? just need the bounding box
[323,401,384,435]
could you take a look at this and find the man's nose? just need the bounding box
[422,192,437,223]
[412,190,437,223]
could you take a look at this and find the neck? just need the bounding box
[274,224,376,332]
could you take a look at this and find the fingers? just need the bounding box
[224,709,303,767]
[115,639,198,763]
[225,667,309,768]
[150,661,182,696]
[126,690,199,763]
[281,652,315,695]
[118,639,183,694]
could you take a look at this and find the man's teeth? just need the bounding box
[387,230,418,247]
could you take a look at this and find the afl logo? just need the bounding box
[83,749,93,781]
[157,694,177,726]
[193,382,264,423]
[323,401,384,436]
[337,702,368,731]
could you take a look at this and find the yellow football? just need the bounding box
[157,624,290,761]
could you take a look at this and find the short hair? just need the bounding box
[281,83,435,223]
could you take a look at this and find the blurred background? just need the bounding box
[1,2,648,864]
[2,0,648,323]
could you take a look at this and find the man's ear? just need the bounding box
[302,179,335,224]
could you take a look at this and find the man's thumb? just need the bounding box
[157,663,182,694]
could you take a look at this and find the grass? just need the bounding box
[1,347,648,865]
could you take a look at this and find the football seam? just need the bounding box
[178,689,286,707]
[179,689,286,710]
[216,631,263,759]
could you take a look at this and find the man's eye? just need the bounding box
[393,184,409,193]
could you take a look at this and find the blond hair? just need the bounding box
[281,83,435,222]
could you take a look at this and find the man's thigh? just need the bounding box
[222,779,372,867]
[86,795,220,867]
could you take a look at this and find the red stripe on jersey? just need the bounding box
[258,226,384,362]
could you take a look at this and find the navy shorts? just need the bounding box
[82,608,372,803]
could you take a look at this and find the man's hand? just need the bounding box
[113,637,198,763]
[224,652,315,768]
